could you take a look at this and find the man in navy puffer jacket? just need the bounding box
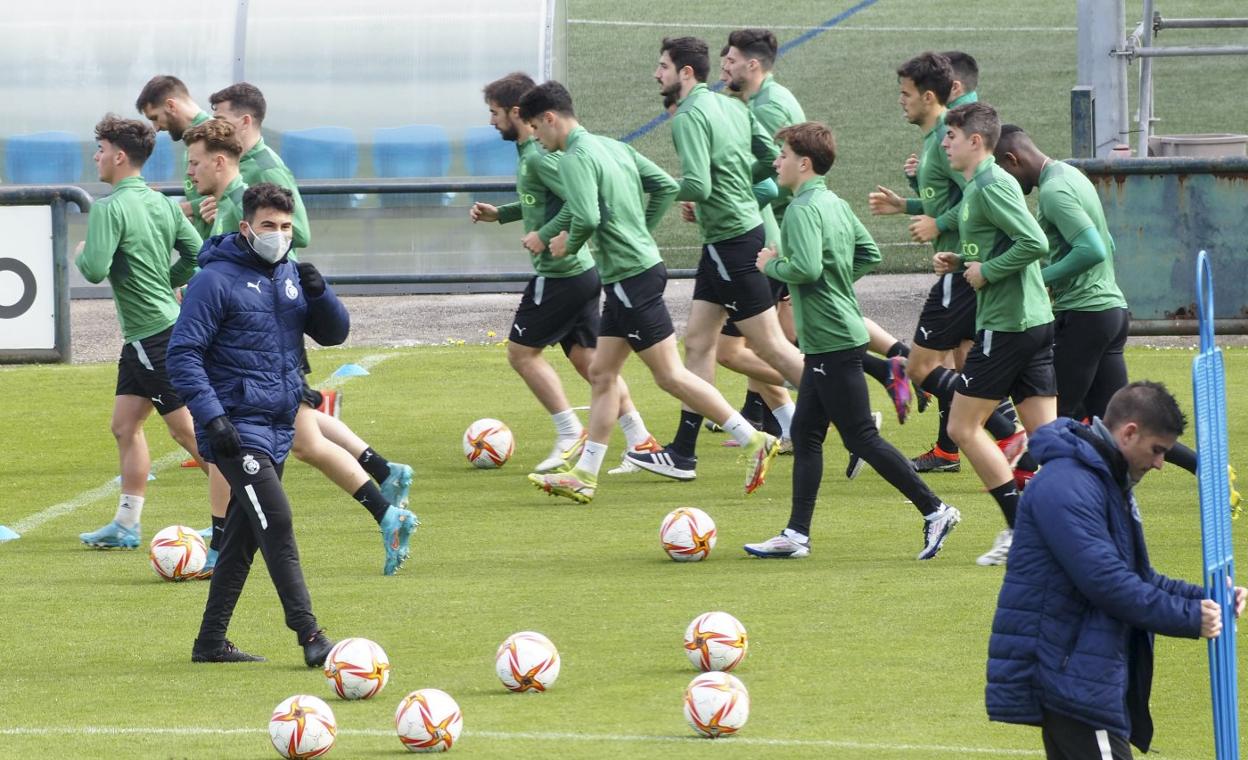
[986,380,1243,758]
[168,183,349,667]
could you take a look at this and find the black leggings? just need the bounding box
[788,348,942,536]
[198,450,319,645]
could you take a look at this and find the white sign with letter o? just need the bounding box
[0,206,55,351]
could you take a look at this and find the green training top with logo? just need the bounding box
[239,137,311,249]
[749,74,806,220]
[494,136,589,278]
[764,178,880,353]
[957,156,1052,332]
[209,174,248,237]
[181,111,214,238]
[558,126,678,284]
[76,176,202,342]
[904,110,966,253]
[671,83,778,244]
[1035,161,1127,313]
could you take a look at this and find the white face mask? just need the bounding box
[245,228,291,263]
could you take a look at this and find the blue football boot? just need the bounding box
[380,463,414,509]
[79,520,140,549]
[379,505,419,575]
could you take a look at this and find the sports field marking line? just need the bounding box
[571,19,1075,32]
[5,352,398,538]
[0,725,1047,754]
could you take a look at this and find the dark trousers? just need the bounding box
[197,450,318,645]
[1053,308,1129,420]
[1041,710,1133,760]
[788,348,941,536]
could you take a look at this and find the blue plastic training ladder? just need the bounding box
[1193,250,1239,759]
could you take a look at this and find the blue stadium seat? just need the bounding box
[144,132,176,182]
[462,125,518,204]
[4,131,83,184]
[372,125,452,207]
[280,127,359,208]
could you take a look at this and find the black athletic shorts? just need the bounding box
[600,263,674,352]
[914,273,978,350]
[692,225,774,323]
[721,276,789,338]
[300,381,323,409]
[509,268,601,353]
[115,325,186,416]
[958,322,1057,402]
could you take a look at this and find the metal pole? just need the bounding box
[1117,0,1130,151]
[233,1,249,82]
[1124,45,1248,58]
[1156,16,1248,30]
[1138,0,1155,156]
[50,197,71,363]
[1077,0,1128,157]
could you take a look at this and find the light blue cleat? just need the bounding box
[198,548,218,579]
[380,463,414,509]
[198,526,213,543]
[79,520,141,549]
[379,505,419,576]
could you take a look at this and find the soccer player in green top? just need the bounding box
[744,122,961,560]
[993,125,1199,474]
[183,118,247,237]
[468,72,660,474]
[135,75,214,238]
[75,115,206,549]
[930,103,1054,566]
[943,51,979,109]
[520,81,780,503]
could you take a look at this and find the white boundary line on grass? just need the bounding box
[0,725,1047,755]
[569,19,1076,32]
[5,352,399,537]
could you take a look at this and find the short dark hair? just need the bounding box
[945,102,1001,150]
[726,28,778,69]
[210,82,267,124]
[94,114,155,167]
[1104,381,1187,438]
[994,123,1031,157]
[941,51,979,93]
[483,72,537,110]
[135,75,189,113]
[242,182,294,222]
[517,81,576,121]
[660,36,710,82]
[775,122,837,175]
[182,118,242,160]
[896,52,954,105]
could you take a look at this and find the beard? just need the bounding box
[496,123,519,142]
[726,76,744,93]
[659,80,681,101]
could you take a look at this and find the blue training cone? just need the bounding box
[333,363,370,378]
[0,526,20,541]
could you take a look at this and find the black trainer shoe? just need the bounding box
[625,446,697,481]
[302,629,335,668]
[191,639,266,663]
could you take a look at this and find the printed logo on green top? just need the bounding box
[521,193,536,206]
[920,186,935,200]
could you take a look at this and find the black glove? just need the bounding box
[206,415,242,459]
[296,262,326,298]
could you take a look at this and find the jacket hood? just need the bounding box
[198,232,278,273]
[1030,417,1128,488]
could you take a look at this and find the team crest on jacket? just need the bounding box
[242,454,260,475]
[284,278,298,300]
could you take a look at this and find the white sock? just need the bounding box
[617,411,651,448]
[782,527,809,543]
[575,441,608,477]
[771,402,795,439]
[722,412,759,446]
[114,493,145,529]
[552,409,583,440]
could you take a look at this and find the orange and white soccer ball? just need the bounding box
[660,507,717,562]
[463,418,514,469]
[269,694,337,759]
[495,631,560,692]
[324,637,390,700]
[684,611,749,672]
[395,688,464,753]
[148,525,207,581]
[683,671,750,738]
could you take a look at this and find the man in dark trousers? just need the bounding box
[168,183,347,666]
[986,381,1246,758]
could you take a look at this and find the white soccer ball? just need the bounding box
[660,507,717,562]
[148,525,207,581]
[683,671,750,738]
[463,418,514,469]
[269,694,337,759]
[395,688,464,753]
[324,637,390,700]
[684,611,749,672]
[495,631,560,693]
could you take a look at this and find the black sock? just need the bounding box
[985,410,1017,440]
[354,482,391,523]
[358,447,391,485]
[1165,442,1198,474]
[669,410,703,458]
[919,366,958,402]
[210,515,225,551]
[995,399,1019,427]
[886,341,909,358]
[936,395,958,454]
[989,481,1020,529]
[1016,451,1039,472]
[861,354,890,386]
[762,403,782,437]
[741,391,765,427]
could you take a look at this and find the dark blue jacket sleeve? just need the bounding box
[167,270,229,425]
[303,283,350,346]
[1031,465,1203,639]
[1147,568,1206,600]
